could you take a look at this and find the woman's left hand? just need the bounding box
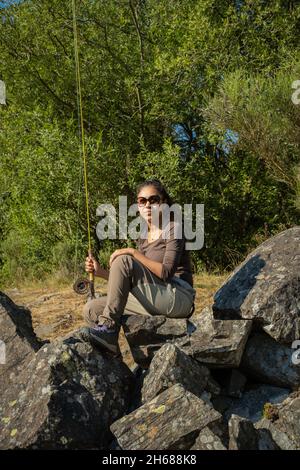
[109,248,135,267]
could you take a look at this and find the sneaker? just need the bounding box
[81,316,121,357]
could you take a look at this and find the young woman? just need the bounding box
[82,178,196,356]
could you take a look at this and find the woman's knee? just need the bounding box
[82,297,106,326]
[110,254,134,273]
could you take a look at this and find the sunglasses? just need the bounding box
[137,195,161,207]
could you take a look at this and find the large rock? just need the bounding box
[228,415,278,450]
[255,391,300,450]
[0,291,134,449]
[228,415,258,450]
[242,333,300,389]
[0,291,42,391]
[255,428,280,450]
[110,383,222,450]
[0,334,134,449]
[225,370,247,398]
[213,227,300,344]
[191,427,227,450]
[141,343,220,403]
[121,314,188,368]
[213,384,290,423]
[177,307,252,368]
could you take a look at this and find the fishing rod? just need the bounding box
[71,0,95,299]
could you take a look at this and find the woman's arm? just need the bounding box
[132,250,163,278]
[131,235,184,281]
[89,220,184,282]
[109,248,163,279]
[85,249,162,281]
[85,256,109,280]
[109,222,184,281]
[95,265,110,281]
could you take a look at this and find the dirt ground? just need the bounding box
[5,273,227,369]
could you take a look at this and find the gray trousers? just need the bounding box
[83,254,196,327]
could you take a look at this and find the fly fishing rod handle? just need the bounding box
[88,249,95,298]
[88,249,95,281]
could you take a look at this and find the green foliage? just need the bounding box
[205,61,300,196]
[0,0,300,284]
[263,402,279,422]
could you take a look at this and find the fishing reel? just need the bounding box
[73,277,90,295]
[73,271,95,298]
[73,250,96,297]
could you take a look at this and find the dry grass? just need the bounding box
[193,272,228,314]
[4,272,228,368]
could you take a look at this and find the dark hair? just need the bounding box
[136,178,174,206]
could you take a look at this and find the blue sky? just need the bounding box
[0,0,22,8]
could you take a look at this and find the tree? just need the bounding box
[205,60,300,209]
[0,0,300,282]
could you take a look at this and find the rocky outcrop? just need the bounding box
[1,227,300,451]
[224,370,247,398]
[191,427,227,450]
[228,415,278,450]
[228,415,259,450]
[121,314,187,368]
[141,343,220,403]
[213,384,290,423]
[242,333,300,389]
[256,428,281,450]
[213,227,300,344]
[255,392,300,450]
[110,383,222,450]
[0,292,42,391]
[177,307,252,368]
[0,295,134,450]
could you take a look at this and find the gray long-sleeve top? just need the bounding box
[136,220,193,287]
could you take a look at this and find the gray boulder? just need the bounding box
[213,384,290,423]
[110,383,222,450]
[228,415,258,450]
[121,314,187,368]
[225,370,247,398]
[177,306,252,368]
[242,333,300,389]
[141,343,220,403]
[0,291,135,449]
[0,335,134,449]
[191,427,227,450]
[256,428,280,450]
[255,392,300,450]
[0,291,42,391]
[255,419,296,450]
[228,414,279,450]
[213,227,300,344]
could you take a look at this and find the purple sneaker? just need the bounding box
[81,316,121,356]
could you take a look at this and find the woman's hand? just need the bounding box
[85,255,102,277]
[109,248,135,267]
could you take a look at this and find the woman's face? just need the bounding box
[137,185,163,225]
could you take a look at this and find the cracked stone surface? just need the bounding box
[213,227,300,344]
